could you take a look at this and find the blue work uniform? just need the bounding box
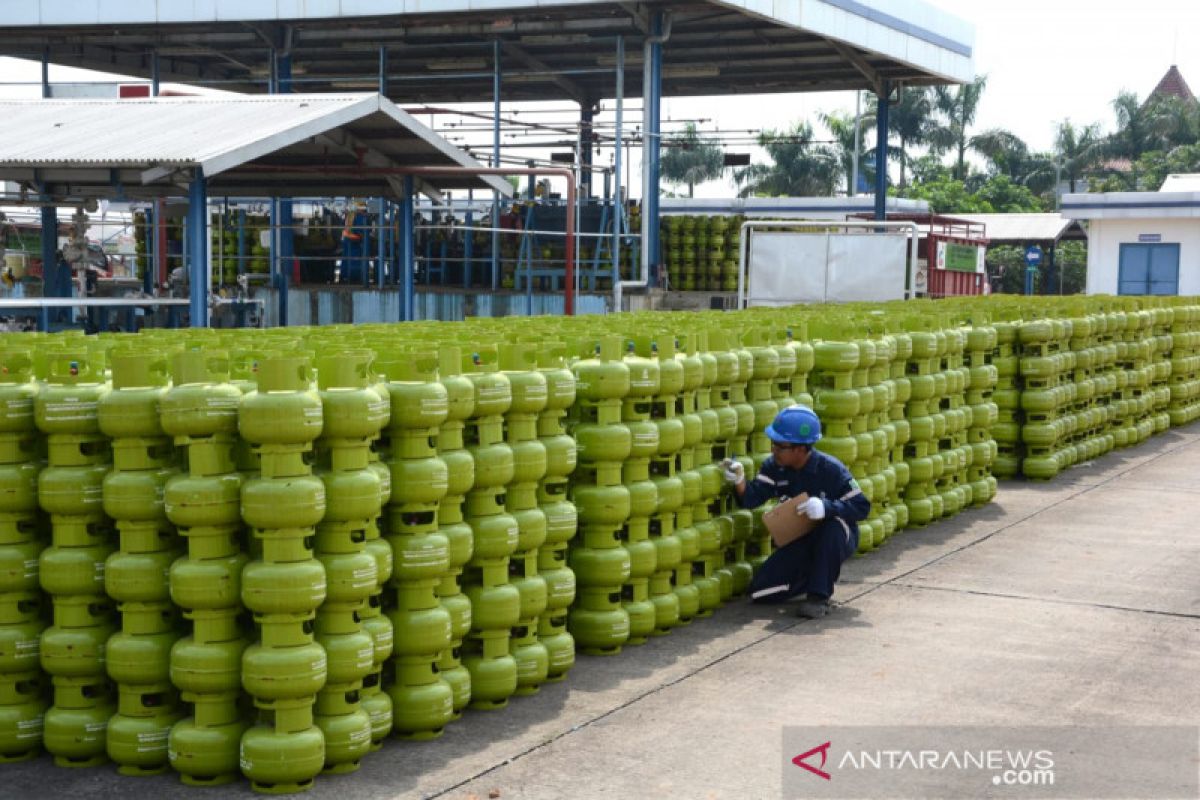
[738,449,871,602]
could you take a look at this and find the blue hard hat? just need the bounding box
[765,405,822,445]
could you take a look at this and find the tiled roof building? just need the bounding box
[1148,65,1195,103]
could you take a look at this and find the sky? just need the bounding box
[654,0,1200,195]
[3,0,1200,200]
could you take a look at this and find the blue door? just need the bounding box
[1118,243,1180,295]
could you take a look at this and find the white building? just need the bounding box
[1063,174,1200,296]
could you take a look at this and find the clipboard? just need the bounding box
[762,492,818,548]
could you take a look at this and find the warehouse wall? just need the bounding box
[1086,218,1200,295]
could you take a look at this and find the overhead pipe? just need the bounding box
[622,11,672,312]
[238,164,577,315]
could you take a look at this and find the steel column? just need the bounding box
[464,190,474,288]
[143,204,155,294]
[874,80,891,221]
[612,35,624,288]
[40,205,60,298]
[492,40,502,291]
[237,209,247,277]
[376,199,387,288]
[642,13,665,287]
[401,177,415,321]
[378,46,388,95]
[273,50,293,325]
[145,56,160,295]
[187,170,209,327]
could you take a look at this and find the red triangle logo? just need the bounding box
[792,741,832,781]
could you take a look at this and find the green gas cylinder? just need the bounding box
[239,706,326,794]
[42,676,115,767]
[0,673,46,763]
[160,350,242,440]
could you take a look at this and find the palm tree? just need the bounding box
[1107,90,1173,161]
[819,108,875,196]
[970,128,1029,182]
[932,75,988,181]
[659,122,725,198]
[1054,120,1103,193]
[1155,95,1200,149]
[870,87,936,189]
[733,121,840,197]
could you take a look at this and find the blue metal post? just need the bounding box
[236,209,246,277]
[492,41,502,291]
[363,198,374,288]
[273,50,293,325]
[646,12,664,286]
[401,176,415,321]
[40,205,60,298]
[390,201,399,286]
[187,169,209,327]
[143,57,160,295]
[874,80,891,221]
[376,199,386,288]
[143,205,155,294]
[464,190,474,288]
[378,46,388,95]
[612,36,624,288]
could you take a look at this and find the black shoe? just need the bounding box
[795,596,831,620]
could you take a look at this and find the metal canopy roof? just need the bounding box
[0,93,513,203]
[1,0,974,105]
[947,213,1087,244]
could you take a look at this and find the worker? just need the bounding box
[722,405,870,619]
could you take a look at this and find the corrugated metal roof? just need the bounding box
[0,93,511,199]
[947,213,1079,243]
[0,1,973,104]
[0,94,369,170]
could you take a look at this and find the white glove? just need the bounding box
[721,458,745,485]
[797,497,826,520]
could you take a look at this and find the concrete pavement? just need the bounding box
[10,422,1200,799]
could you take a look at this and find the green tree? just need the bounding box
[733,121,840,197]
[907,153,952,185]
[1054,120,1104,193]
[931,75,988,181]
[975,175,1045,212]
[987,245,1028,294]
[1127,143,1200,190]
[869,87,936,189]
[1155,95,1200,148]
[898,175,1043,214]
[1108,90,1160,160]
[819,108,875,195]
[988,241,1086,295]
[969,128,1057,197]
[659,122,725,198]
[898,177,989,213]
[970,128,1029,181]
[1055,241,1088,295]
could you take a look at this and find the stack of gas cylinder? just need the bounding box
[6,294,1200,793]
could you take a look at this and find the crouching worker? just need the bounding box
[722,406,870,619]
